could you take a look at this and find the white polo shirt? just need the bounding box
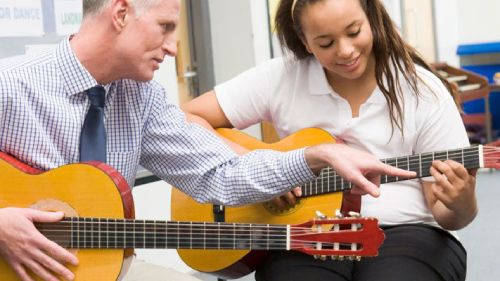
[215,56,470,227]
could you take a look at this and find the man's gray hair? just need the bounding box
[83,0,160,17]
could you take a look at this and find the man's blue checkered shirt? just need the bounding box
[0,38,315,206]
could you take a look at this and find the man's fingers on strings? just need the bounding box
[40,238,78,266]
[12,264,34,281]
[24,258,59,281]
[34,248,75,281]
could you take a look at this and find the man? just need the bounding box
[0,0,415,280]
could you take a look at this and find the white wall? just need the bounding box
[434,0,460,65]
[382,0,402,29]
[434,0,500,66]
[208,0,272,139]
[456,0,500,44]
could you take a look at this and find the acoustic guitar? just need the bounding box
[171,128,500,277]
[0,151,385,281]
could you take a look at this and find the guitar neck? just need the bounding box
[36,218,289,250]
[301,145,482,197]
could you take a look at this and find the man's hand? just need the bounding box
[0,208,78,281]
[304,143,416,197]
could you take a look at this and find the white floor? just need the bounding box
[132,169,500,281]
[459,169,500,281]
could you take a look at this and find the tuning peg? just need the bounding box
[348,211,361,217]
[313,255,319,260]
[319,255,327,261]
[356,256,362,261]
[335,209,343,218]
[331,255,338,260]
[315,210,327,219]
[338,256,345,261]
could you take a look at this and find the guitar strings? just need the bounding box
[301,146,499,195]
[35,221,368,249]
[36,224,365,250]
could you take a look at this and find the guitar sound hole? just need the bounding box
[262,198,302,215]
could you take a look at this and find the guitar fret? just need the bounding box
[334,172,337,193]
[98,218,101,248]
[419,154,422,177]
[69,217,74,248]
[327,170,330,193]
[420,152,432,178]
[203,222,206,250]
[143,221,146,248]
[314,178,318,197]
[266,224,270,250]
[321,173,324,195]
[233,223,236,250]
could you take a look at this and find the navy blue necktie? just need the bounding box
[79,86,106,163]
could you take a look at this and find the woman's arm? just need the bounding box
[182,90,233,129]
[182,91,249,155]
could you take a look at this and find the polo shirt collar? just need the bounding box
[307,57,332,96]
[306,57,386,104]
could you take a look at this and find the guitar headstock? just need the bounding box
[291,216,384,260]
[484,141,500,169]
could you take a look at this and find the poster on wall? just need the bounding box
[0,0,43,37]
[54,0,82,36]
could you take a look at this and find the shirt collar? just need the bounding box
[306,57,386,104]
[307,57,332,96]
[55,36,101,96]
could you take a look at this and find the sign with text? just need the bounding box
[54,0,82,35]
[0,0,43,37]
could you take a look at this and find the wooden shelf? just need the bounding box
[432,62,492,143]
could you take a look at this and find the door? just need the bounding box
[176,0,215,105]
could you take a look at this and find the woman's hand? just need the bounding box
[423,160,478,230]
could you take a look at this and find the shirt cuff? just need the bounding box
[281,148,316,187]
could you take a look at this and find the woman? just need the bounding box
[183,0,477,280]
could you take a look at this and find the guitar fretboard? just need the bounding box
[36,218,288,250]
[301,146,481,197]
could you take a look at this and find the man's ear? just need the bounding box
[110,0,132,31]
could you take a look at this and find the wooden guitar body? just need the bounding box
[0,153,134,281]
[171,128,343,278]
